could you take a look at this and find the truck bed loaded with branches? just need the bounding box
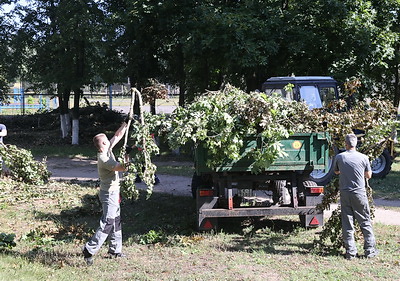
[148,83,395,232]
[131,82,397,233]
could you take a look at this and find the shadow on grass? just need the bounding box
[121,192,197,236]
[4,191,197,267]
[33,188,312,239]
[33,190,198,241]
[9,188,325,266]
[218,217,316,255]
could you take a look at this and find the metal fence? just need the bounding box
[0,90,58,115]
[0,83,179,115]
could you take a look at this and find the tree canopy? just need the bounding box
[0,0,399,107]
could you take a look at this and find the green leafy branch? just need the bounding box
[119,89,160,200]
[0,232,16,249]
[0,144,51,185]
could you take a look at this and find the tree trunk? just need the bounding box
[246,69,264,92]
[179,80,186,107]
[60,114,69,138]
[172,43,186,107]
[130,81,142,117]
[150,100,156,115]
[394,43,400,110]
[58,85,71,138]
[395,64,399,110]
[72,119,79,145]
[71,88,82,145]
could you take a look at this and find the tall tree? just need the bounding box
[16,0,107,143]
[278,0,399,102]
[0,1,16,103]
[367,0,400,108]
[5,0,400,120]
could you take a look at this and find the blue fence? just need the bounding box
[0,87,58,114]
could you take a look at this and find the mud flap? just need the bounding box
[197,189,218,231]
[300,213,324,228]
[198,217,218,231]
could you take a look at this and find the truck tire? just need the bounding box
[371,149,392,178]
[303,180,318,189]
[272,180,291,205]
[191,173,213,199]
[309,146,339,186]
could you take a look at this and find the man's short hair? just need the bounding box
[93,133,106,150]
[345,134,358,148]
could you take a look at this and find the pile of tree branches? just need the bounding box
[157,85,397,171]
[0,144,50,185]
[119,84,396,252]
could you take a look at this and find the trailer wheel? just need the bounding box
[191,173,213,199]
[272,180,291,205]
[371,149,392,178]
[303,180,318,190]
[309,145,339,186]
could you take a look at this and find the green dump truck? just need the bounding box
[192,132,330,231]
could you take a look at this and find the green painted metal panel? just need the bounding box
[195,132,330,174]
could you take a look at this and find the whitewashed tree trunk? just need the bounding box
[58,86,71,139]
[60,113,70,138]
[66,113,71,135]
[72,118,79,145]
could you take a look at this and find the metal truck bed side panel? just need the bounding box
[195,132,329,174]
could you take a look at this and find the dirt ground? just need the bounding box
[46,157,400,225]
[46,156,193,197]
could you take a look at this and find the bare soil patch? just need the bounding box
[47,156,193,197]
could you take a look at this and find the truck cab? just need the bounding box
[261,76,339,109]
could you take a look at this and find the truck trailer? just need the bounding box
[192,132,330,231]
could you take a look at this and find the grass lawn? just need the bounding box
[1,149,400,280]
[1,142,399,280]
[370,153,400,200]
[0,179,399,281]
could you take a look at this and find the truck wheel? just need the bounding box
[297,180,317,206]
[309,146,339,186]
[272,180,291,205]
[303,180,318,191]
[191,173,213,199]
[371,149,392,178]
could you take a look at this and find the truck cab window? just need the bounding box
[319,87,336,106]
[299,86,322,109]
[264,88,293,101]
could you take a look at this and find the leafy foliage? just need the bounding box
[300,98,397,159]
[5,103,125,147]
[120,115,160,200]
[159,85,397,174]
[0,232,16,249]
[141,81,168,105]
[21,227,56,248]
[0,144,51,185]
[2,0,400,109]
[161,85,310,173]
[138,229,167,245]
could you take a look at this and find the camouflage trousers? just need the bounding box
[85,189,122,255]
